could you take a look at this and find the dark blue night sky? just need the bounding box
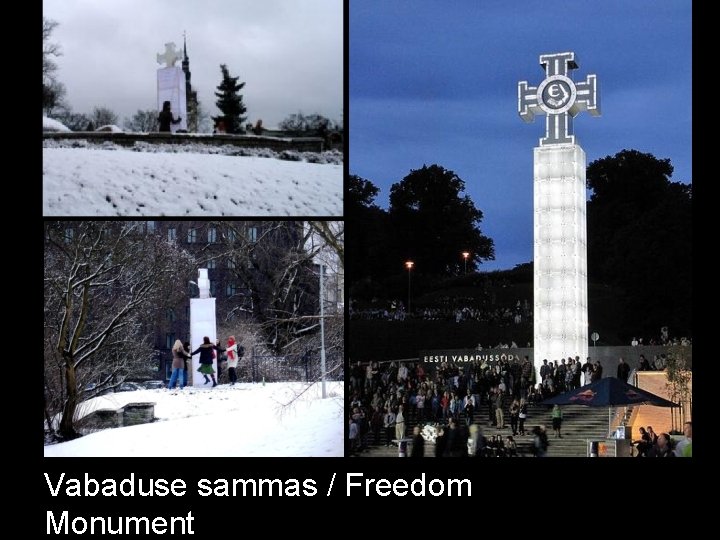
[350,0,691,270]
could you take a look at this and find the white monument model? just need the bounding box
[518,52,600,382]
[190,269,217,386]
[156,42,187,132]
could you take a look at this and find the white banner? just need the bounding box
[157,66,187,132]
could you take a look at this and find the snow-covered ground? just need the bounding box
[43,116,71,132]
[44,381,343,457]
[43,145,343,216]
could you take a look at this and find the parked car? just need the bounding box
[141,380,165,390]
[115,382,143,392]
[81,382,111,398]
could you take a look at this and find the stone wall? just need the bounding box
[122,402,156,427]
[371,345,692,373]
[78,402,155,434]
[44,131,325,153]
[632,372,692,435]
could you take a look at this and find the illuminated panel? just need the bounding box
[533,144,588,380]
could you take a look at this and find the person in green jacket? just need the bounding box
[551,404,563,438]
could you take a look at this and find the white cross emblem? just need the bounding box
[156,42,181,68]
[518,52,600,146]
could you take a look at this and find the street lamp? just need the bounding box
[462,251,470,275]
[405,260,414,315]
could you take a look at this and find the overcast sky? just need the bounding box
[44,0,343,128]
[351,0,691,271]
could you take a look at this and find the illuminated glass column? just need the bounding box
[534,145,587,372]
[518,52,600,382]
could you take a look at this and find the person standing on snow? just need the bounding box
[226,335,240,385]
[158,100,182,132]
[191,336,224,387]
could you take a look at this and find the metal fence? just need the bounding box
[234,351,344,384]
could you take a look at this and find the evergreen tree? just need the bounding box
[212,64,247,134]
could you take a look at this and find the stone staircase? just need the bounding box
[529,404,612,457]
[354,401,614,457]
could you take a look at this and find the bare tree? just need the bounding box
[54,110,91,131]
[44,222,194,440]
[43,18,68,115]
[307,221,344,269]
[196,100,213,133]
[43,79,68,116]
[91,106,119,128]
[43,18,61,80]
[278,112,307,132]
[123,109,159,132]
[278,112,336,133]
[183,222,336,354]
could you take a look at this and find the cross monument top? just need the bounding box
[156,42,181,68]
[518,52,600,146]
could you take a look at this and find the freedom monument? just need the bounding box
[156,42,188,132]
[190,269,217,386]
[518,52,600,380]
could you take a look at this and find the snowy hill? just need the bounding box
[43,146,343,216]
[94,124,124,132]
[44,381,343,457]
[43,116,71,132]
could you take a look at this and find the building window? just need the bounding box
[165,333,175,349]
[226,282,237,297]
[168,228,176,242]
[206,259,216,270]
[166,309,176,322]
[64,228,74,243]
[208,227,217,243]
[227,229,237,242]
[247,226,258,243]
[227,258,236,269]
[146,221,156,233]
[187,228,197,243]
[210,282,217,297]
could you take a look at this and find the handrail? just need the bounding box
[629,368,638,386]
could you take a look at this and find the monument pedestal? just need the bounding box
[533,144,588,379]
[190,297,217,387]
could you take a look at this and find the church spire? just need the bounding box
[181,31,198,132]
[182,31,190,82]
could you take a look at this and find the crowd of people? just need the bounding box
[350,297,532,326]
[633,422,692,457]
[347,355,584,456]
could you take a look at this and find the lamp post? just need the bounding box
[319,262,326,398]
[405,260,414,315]
[462,251,470,275]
